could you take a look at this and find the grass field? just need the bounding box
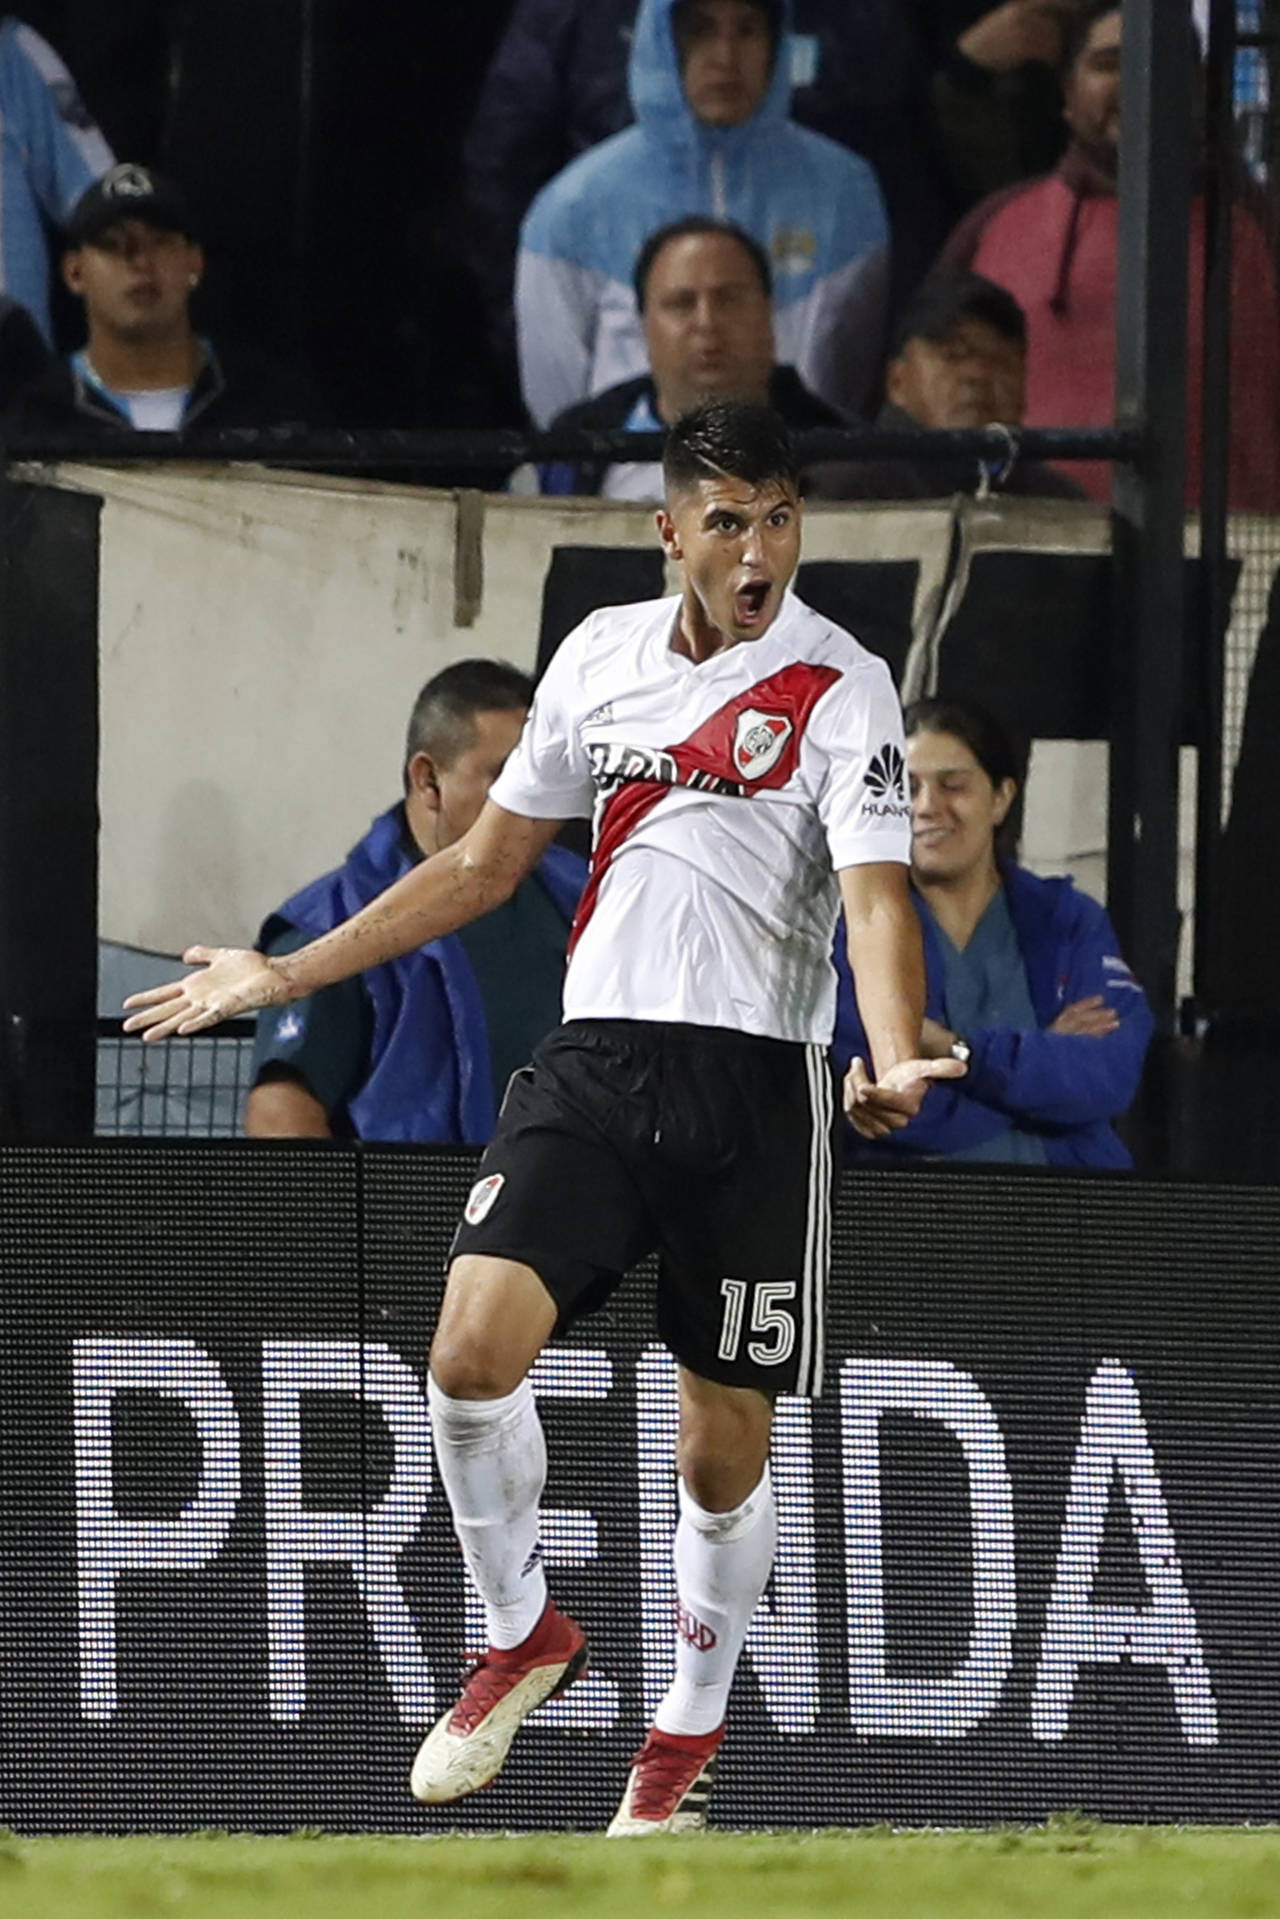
[3,1821,1278,1919]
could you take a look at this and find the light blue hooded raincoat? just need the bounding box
[515,0,889,425]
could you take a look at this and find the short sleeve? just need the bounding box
[489,621,596,820]
[808,655,912,870]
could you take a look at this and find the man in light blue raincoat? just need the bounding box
[515,0,888,427]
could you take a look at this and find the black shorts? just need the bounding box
[450,1019,836,1397]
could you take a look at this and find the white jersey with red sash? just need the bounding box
[490,589,910,1043]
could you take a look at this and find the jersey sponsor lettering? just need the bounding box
[862,741,911,821]
[587,740,740,798]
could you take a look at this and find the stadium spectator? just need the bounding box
[834,696,1153,1167]
[124,399,958,1835]
[462,0,943,371]
[542,216,843,500]
[0,16,112,341]
[6,162,316,440]
[246,661,585,1143]
[922,1,1086,213]
[814,269,1084,500]
[515,0,890,428]
[939,2,1280,508]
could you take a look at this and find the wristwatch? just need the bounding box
[948,1034,972,1065]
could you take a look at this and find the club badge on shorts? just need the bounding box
[464,1172,504,1224]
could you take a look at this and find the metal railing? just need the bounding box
[95,1018,255,1138]
[3,421,1139,477]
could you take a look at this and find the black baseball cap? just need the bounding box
[64,163,198,247]
[890,271,1028,358]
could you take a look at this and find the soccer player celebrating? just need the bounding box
[124,400,962,1833]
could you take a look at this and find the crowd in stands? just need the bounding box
[4,0,1257,1154]
[1,0,1274,508]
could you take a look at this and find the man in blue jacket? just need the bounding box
[515,0,890,428]
[246,661,586,1144]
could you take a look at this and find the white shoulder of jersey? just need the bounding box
[573,593,681,652]
[781,590,887,678]
[541,593,679,695]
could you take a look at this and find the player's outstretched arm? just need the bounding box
[123,801,564,1041]
[837,860,966,1140]
[123,945,287,1040]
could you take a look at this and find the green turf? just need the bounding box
[2,1822,1278,1919]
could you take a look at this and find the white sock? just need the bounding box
[427,1373,549,1649]
[654,1467,778,1737]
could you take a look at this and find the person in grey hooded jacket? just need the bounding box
[514,0,890,427]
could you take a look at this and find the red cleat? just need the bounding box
[607,1723,725,1835]
[409,1602,587,1805]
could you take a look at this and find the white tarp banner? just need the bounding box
[35,463,1252,990]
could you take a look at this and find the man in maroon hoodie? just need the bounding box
[940,1,1280,509]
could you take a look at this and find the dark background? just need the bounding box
[18,0,519,424]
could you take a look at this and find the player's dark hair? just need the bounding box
[404,659,532,784]
[633,217,772,311]
[904,697,1026,859]
[1060,2,1120,77]
[662,398,799,497]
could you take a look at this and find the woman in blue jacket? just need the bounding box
[834,697,1154,1168]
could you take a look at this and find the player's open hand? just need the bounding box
[843,1054,967,1141]
[122,945,288,1041]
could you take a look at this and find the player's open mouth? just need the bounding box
[735,581,770,625]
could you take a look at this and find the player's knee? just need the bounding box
[678,1455,734,1513]
[427,1331,525,1400]
[431,1254,555,1398]
[678,1434,770,1513]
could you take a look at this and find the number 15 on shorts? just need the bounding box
[717,1277,797,1366]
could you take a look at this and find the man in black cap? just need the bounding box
[6,161,315,439]
[815,268,1084,501]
